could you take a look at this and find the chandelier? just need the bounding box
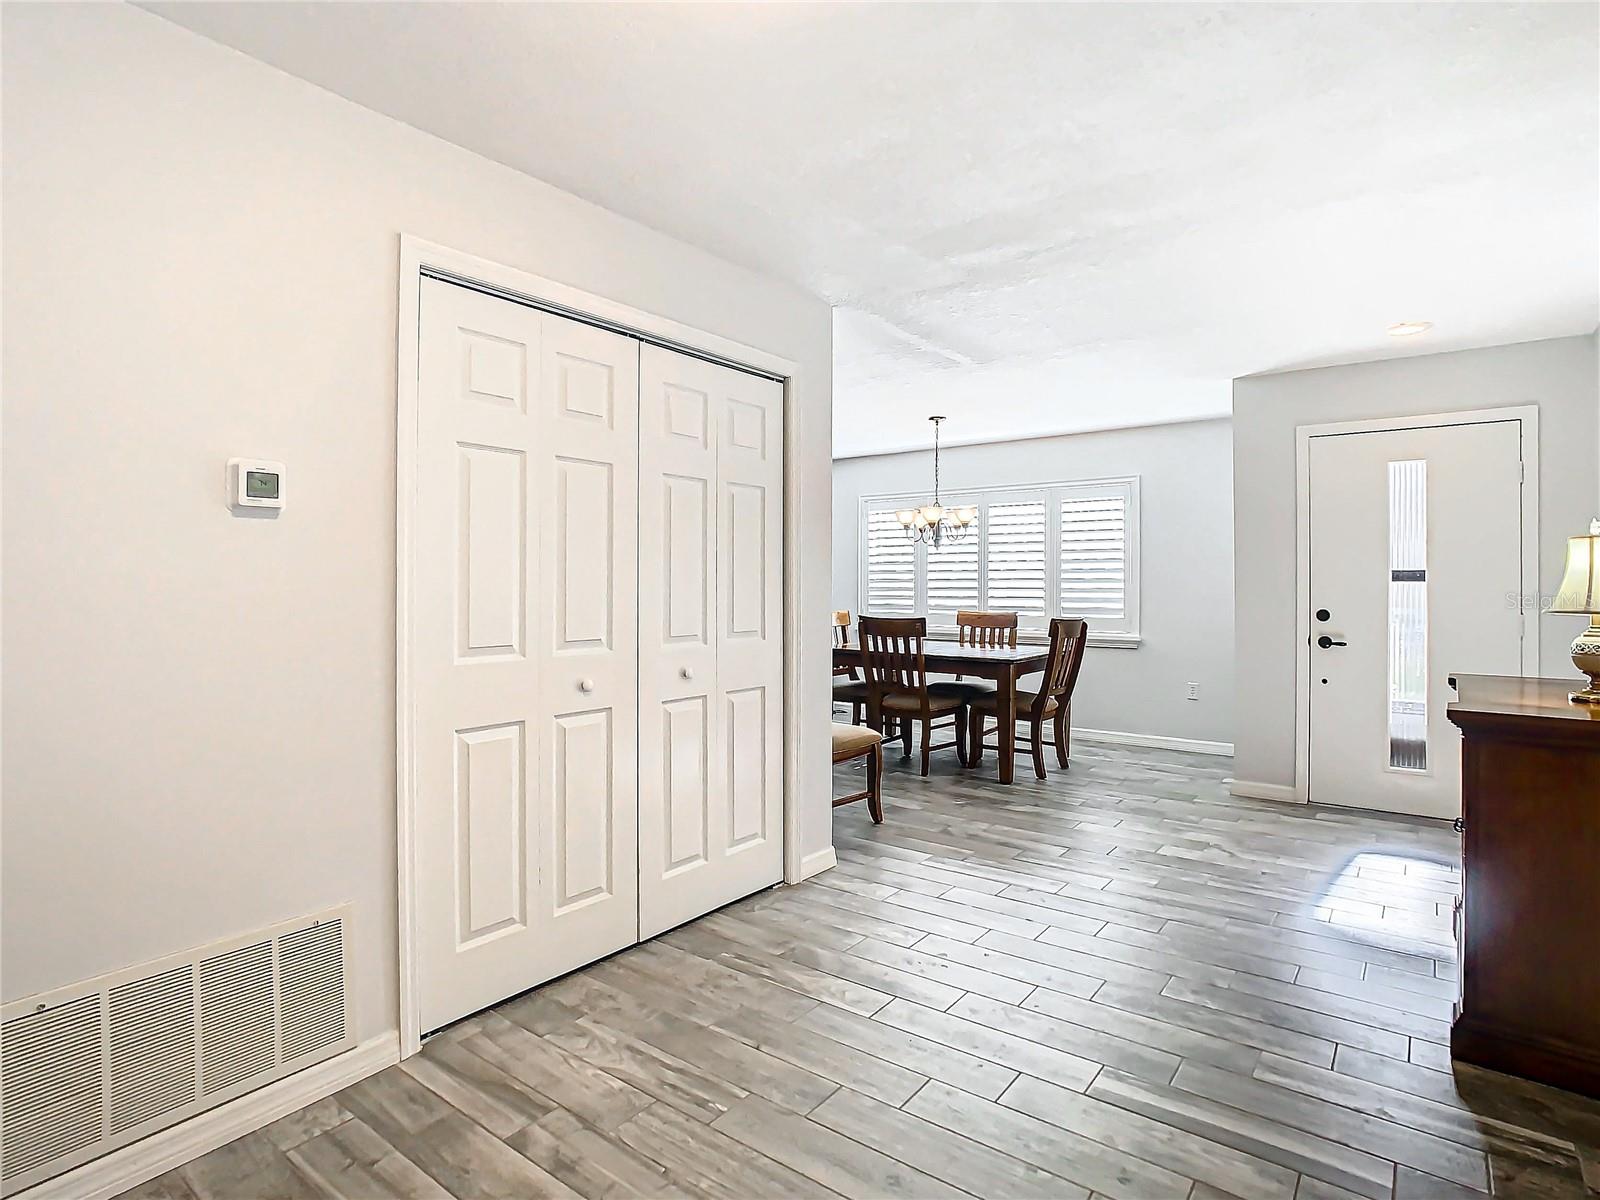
[896,416,978,546]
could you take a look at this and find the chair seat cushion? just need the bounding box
[879,692,965,715]
[930,680,997,699]
[972,688,1059,717]
[832,680,870,700]
[831,723,883,757]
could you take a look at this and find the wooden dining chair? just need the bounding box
[936,610,1020,700]
[831,722,884,823]
[968,617,1087,780]
[832,610,872,725]
[832,611,855,677]
[859,615,970,776]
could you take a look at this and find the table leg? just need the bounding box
[998,664,1017,784]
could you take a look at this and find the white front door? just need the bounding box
[637,345,784,937]
[1307,419,1525,818]
[414,279,639,1033]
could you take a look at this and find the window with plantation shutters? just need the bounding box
[864,507,916,613]
[986,498,1048,615]
[925,529,979,612]
[859,477,1139,643]
[1059,493,1127,623]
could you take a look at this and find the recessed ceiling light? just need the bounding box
[1387,321,1433,337]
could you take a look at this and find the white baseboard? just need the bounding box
[1228,779,1305,804]
[797,845,837,880]
[15,1031,401,1200]
[1074,727,1234,757]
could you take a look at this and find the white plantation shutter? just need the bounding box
[986,499,1048,616]
[859,477,1138,640]
[1059,493,1127,622]
[864,508,916,613]
[925,530,979,614]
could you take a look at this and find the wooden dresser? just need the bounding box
[1447,674,1600,1099]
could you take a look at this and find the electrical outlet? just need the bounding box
[1186,682,1200,701]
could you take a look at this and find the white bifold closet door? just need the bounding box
[638,344,785,938]
[414,279,639,1033]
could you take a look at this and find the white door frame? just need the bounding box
[1292,405,1540,805]
[394,235,808,1057]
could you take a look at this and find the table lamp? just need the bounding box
[1548,518,1600,703]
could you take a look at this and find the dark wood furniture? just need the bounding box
[832,611,855,676]
[970,618,1087,780]
[957,610,1019,649]
[941,610,1018,699]
[831,722,884,823]
[1447,673,1600,1100]
[831,610,871,724]
[858,617,972,777]
[834,636,1050,784]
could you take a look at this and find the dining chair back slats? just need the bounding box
[859,616,927,699]
[957,611,1019,649]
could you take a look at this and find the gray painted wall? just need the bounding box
[833,419,1235,748]
[2,4,834,1036]
[1232,333,1600,791]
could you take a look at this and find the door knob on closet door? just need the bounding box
[680,667,694,680]
[577,679,595,693]
[1316,636,1348,649]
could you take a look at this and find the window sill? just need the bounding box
[1084,633,1141,650]
[924,626,1141,650]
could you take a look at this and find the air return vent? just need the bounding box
[199,941,276,1094]
[278,920,346,1063]
[109,966,197,1133]
[0,995,103,1182]
[0,906,354,1196]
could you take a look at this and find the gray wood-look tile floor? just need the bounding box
[121,743,1600,1200]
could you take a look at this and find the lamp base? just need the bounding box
[1571,620,1600,704]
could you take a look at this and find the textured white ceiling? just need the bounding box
[144,2,1599,456]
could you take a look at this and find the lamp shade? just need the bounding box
[1548,520,1600,615]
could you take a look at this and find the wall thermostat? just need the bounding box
[228,458,285,511]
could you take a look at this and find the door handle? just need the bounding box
[577,679,595,693]
[680,667,694,680]
[1316,636,1348,649]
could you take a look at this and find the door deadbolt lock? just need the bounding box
[1316,608,1331,622]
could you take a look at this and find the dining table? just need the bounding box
[831,639,1051,785]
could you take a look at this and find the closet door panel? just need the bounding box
[534,315,639,945]
[414,280,638,1034]
[415,282,541,1034]
[638,351,720,929]
[716,373,785,881]
[639,345,783,938]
